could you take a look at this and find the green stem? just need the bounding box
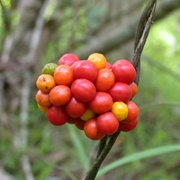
[96,136,108,158]
[82,131,120,180]
[82,0,157,179]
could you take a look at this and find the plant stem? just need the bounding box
[82,1,157,179]
[132,0,157,84]
[82,131,120,180]
[96,136,108,158]
[133,0,157,68]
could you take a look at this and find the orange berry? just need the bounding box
[95,68,115,91]
[35,90,51,107]
[54,65,73,86]
[84,118,105,140]
[36,74,56,93]
[130,82,138,98]
[88,53,106,70]
[49,85,71,106]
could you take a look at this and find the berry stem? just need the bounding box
[96,136,108,158]
[82,131,120,180]
[82,1,157,179]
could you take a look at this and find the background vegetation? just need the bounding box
[0,0,180,179]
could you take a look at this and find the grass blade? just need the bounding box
[67,125,89,172]
[97,144,180,178]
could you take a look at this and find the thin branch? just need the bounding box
[132,0,157,85]
[133,0,157,68]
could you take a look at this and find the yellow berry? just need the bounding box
[88,53,106,70]
[81,108,96,121]
[111,101,128,121]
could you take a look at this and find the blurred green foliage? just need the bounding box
[0,2,180,180]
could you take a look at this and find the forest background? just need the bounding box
[0,0,180,179]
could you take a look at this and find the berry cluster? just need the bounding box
[35,53,139,140]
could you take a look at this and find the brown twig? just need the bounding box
[132,0,157,84]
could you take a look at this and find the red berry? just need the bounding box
[97,112,119,135]
[72,60,98,82]
[88,92,113,114]
[58,53,79,66]
[71,79,96,103]
[112,59,136,84]
[46,106,68,126]
[108,82,132,102]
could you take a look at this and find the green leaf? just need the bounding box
[97,144,180,178]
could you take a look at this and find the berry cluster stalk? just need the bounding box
[82,131,120,180]
[82,0,157,179]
